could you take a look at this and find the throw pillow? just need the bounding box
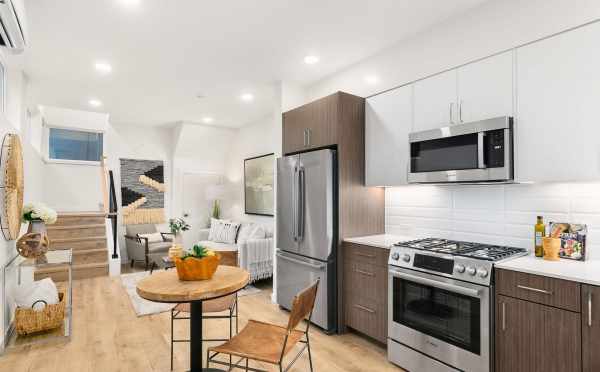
[213,221,241,244]
[249,224,266,239]
[138,232,163,243]
[236,223,256,242]
[208,218,229,241]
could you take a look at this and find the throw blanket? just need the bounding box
[239,238,273,283]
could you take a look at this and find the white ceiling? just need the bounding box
[24,0,487,127]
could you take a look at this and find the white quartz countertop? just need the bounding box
[496,254,600,286]
[343,234,415,250]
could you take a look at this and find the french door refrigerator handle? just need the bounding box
[277,252,325,270]
[297,166,305,241]
[292,166,298,241]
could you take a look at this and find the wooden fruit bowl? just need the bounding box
[174,255,220,281]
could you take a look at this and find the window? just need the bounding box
[48,128,103,162]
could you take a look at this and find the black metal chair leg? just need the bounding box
[307,335,314,372]
[130,259,134,268]
[206,349,210,368]
[170,309,174,371]
[246,358,249,371]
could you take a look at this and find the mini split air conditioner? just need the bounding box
[0,0,26,53]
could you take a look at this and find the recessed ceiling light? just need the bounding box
[240,93,254,102]
[304,55,320,65]
[89,99,102,107]
[364,75,379,85]
[119,0,141,7]
[94,61,112,74]
[202,117,214,124]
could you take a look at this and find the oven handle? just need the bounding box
[390,270,481,298]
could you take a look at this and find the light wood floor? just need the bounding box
[0,271,404,372]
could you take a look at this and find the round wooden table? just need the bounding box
[137,266,250,372]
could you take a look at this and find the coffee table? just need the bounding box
[147,253,175,274]
[136,266,250,371]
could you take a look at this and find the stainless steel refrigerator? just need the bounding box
[276,148,337,332]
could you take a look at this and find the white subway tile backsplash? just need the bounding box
[385,182,600,257]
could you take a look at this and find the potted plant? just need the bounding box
[174,244,220,280]
[168,217,190,258]
[16,203,58,258]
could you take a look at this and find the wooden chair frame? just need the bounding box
[170,294,239,371]
[206,280,319,372]
[124,231,174,270]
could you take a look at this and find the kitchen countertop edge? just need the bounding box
[496,254,600,287]
[343,234,415,250]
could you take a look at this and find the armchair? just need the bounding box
[124,224,174,270]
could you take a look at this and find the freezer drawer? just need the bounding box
[276,250,334,331]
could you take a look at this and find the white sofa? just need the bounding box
[197,223,273,283]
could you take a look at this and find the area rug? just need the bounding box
[121,271,262,317]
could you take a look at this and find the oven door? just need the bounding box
[388,266,490,372]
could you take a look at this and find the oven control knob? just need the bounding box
[477,269,489,278]
[402,254,411,263]
[455,264,466,273]
[466,267,477,276]
[391,253,400,261]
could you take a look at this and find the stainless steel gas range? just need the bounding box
[387,238,527,372]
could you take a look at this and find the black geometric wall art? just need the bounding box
[119,158,165,225]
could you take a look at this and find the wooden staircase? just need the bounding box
[35,212,109,281]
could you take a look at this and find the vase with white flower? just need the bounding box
[16,203,58,258]
[167,217,190,258]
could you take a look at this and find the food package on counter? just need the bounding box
[548,222,587,261]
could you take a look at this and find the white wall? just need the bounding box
[302,0,600,256]
[224,114,280,231]
[0,53,44,349]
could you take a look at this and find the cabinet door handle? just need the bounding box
[502,302,506,331]
[449,102,454,124]
[307,128,311,146]
[303,129,307,146]
[355,252,376,258]
[517,285,553,295]
[354,304,375,314]
[589,292,593,327]
[355,269,374,277]
[459,100,463,123]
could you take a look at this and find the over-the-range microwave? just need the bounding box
[408,116,514,184]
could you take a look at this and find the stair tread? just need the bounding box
[57,211,107,217]
[71,248,107,255]
[47,224,105,230]
[51,235,106,243]
[36,262,108,274]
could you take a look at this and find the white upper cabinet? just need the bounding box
[516,22,600,182]
[365,84,413,186]
[457,51,514,123]
[413,70,457,132]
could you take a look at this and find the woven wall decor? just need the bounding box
[120,158,165,225]
[0,133,24,240]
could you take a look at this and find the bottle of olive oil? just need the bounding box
[535,216,545,257]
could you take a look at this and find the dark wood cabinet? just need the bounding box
[282,93,338,153]
[343,242,387,343]
[282,92,386,334]
[582,284,600,372]
[495,271,582,372]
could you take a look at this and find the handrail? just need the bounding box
[107,170,119,259]
[100,156,109,214]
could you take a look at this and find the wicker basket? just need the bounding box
[174,255,220,281]
[15,290,66,335]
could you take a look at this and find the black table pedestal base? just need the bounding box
[189,301,225,372]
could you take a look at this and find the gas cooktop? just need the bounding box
[389,238,528,285]
[394,238,527,262]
